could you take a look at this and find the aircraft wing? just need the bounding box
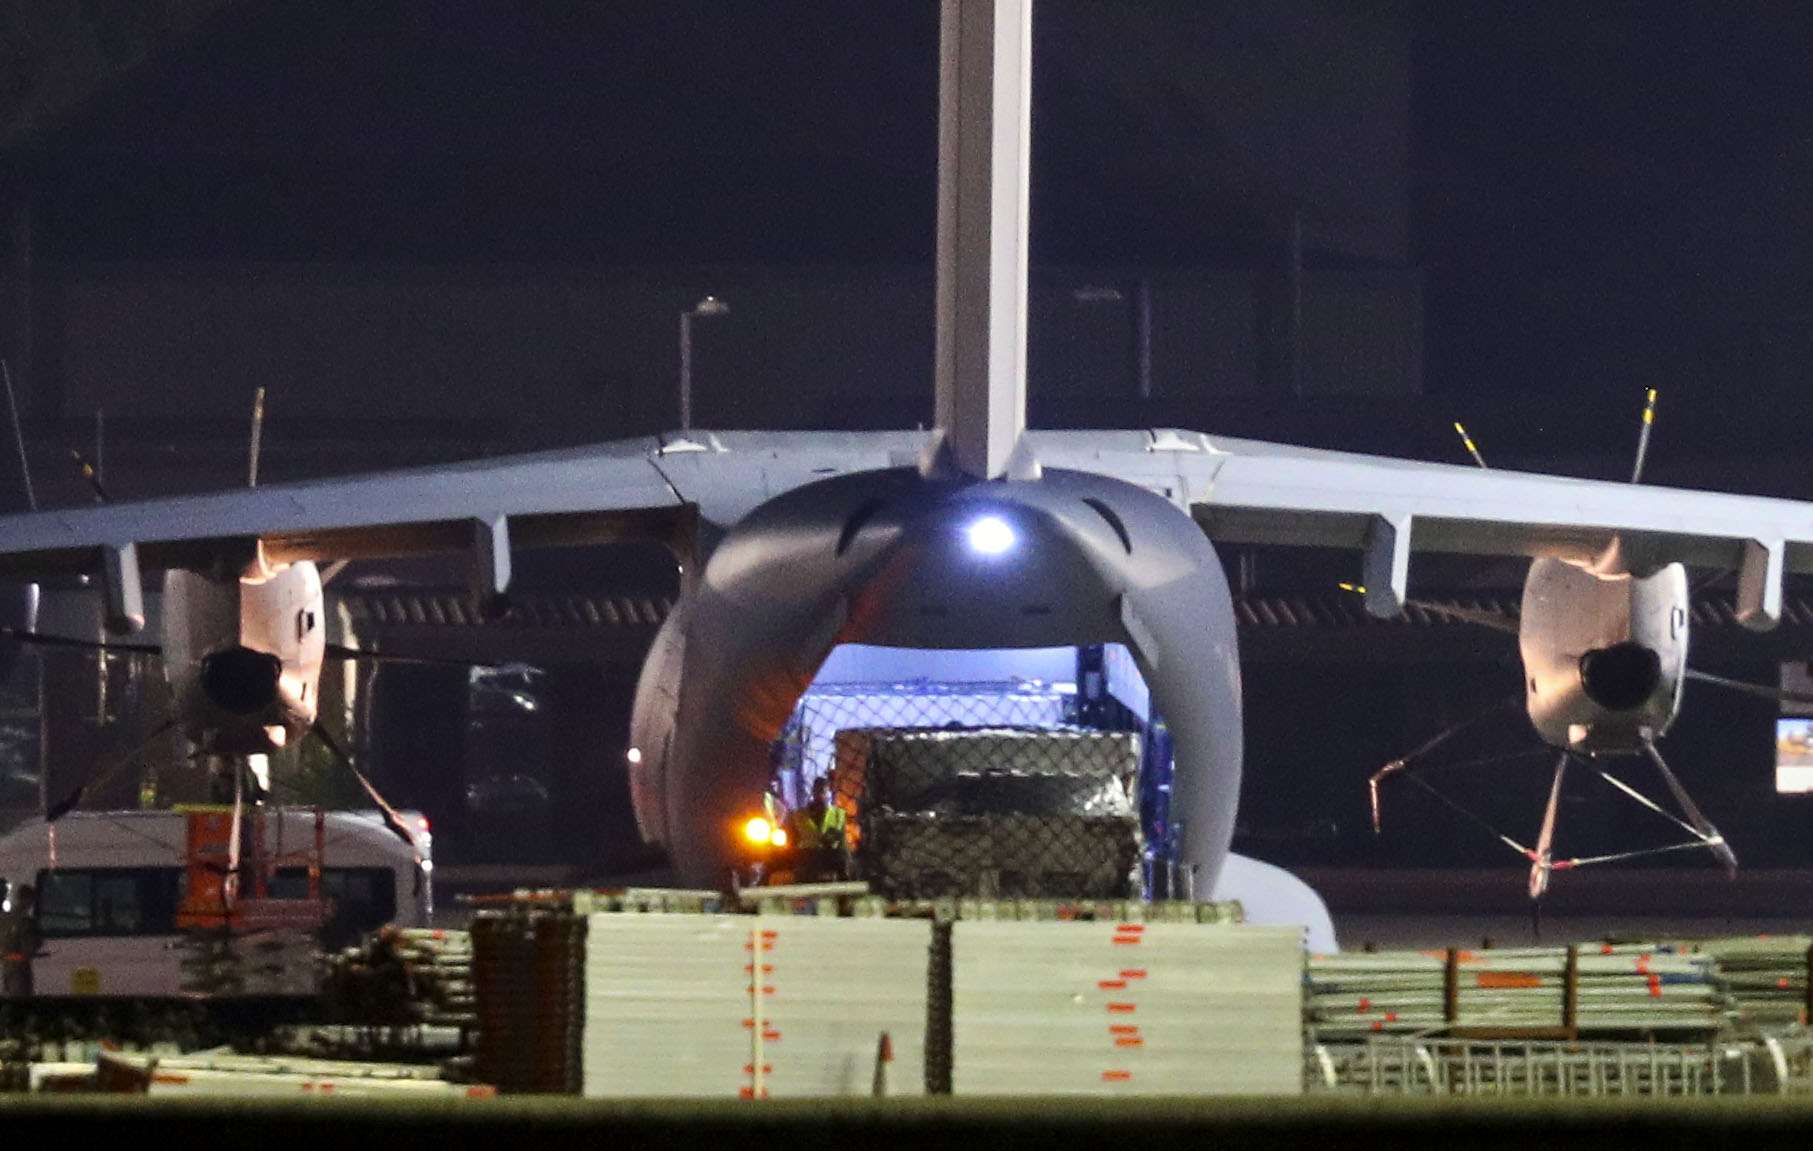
[1029,429,1813,622]
[3,424,1809,574]
[2,422,1809,624]
[0,439,682,577]
[0,431,930,577]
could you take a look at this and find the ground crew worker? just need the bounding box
[789,777,850,882]
[1,883,36,998]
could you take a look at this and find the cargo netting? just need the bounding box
[845,730,1139,900]
[776,680,1146,901]
[779,679,1074,792]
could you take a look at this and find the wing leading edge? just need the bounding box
[0,440,686,577]
[0,425,1806,629]
[0,430,930,579]
[1029,429,1813,627]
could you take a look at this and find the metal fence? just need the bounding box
[1308,1034,1813,1097]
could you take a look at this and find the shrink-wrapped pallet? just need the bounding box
[839,727,1142,900]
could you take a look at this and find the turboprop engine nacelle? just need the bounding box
[163,560,326,754]
[1520,556,1688,753]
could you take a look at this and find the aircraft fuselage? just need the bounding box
[630,466,1242,890]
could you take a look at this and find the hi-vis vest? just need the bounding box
[791,803,847,849]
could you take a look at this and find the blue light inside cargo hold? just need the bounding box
[782,643,1176,866]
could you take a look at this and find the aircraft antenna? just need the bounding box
[1451,421,1488,469]
[1630,388,1657,483]
[1,360,36,512]
[247,385,266,488]
[67,448,109,504]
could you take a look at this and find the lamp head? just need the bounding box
[965,514,1016,556]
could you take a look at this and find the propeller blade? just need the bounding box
[1367,761,1402,834]
[45,715,177,822]
[309,721,419,854]
[324,642,502,669]
[44,786,85,823]
[1686,668,1813,706]
[1641,738,1738,876]
[225,754,245,908]
[1367,694,1523,834]
[1528,752,1568,900]
[1,627,160,656]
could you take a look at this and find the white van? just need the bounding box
[0,809,431,998]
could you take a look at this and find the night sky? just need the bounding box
[7,2,1804,483]
[1415,3,1812,474]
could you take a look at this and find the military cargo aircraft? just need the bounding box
[0,1,1806,925]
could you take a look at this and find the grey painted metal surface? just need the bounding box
[3,428,1813,579]
[629,467,1242,890]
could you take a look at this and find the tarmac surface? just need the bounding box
[1302,868,1813,951]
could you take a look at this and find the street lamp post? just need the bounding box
[678,295,730,433]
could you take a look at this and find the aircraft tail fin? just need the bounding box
[931,0,1032,480]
